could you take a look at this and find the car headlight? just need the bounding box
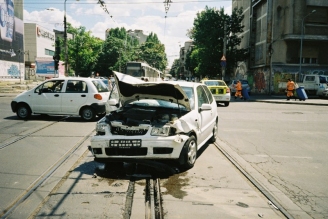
[96,117,107,134]
[96,122,107,133]
[151,125,171,136]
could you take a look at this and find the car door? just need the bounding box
[196,85,214,144]
[61,80,89,114]
[32,80,64,113]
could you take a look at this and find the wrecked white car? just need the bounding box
[89,72,218,169]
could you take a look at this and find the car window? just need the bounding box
[197,85,210,107]
[66,80,88,93]
[92,80,109,92]
[202,85,214,103]
[109,83,119,101]
[127,99,187,110]
[181,86,195,109]
[35,80,65,93]
[204,81,226,86]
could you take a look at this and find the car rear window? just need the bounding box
[204,81,226,86]
[92,80,109,92]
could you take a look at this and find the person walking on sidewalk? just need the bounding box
[234,80,244,100]
[286,78,296,100]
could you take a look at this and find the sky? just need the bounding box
[23,0,232,68]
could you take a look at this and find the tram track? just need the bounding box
[0,116,70,150]
[124,177,163,219]
[214,141,292,219]
[0,121,94,219]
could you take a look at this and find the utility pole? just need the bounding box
[222,21,227,81]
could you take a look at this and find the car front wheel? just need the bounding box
[180,136,197,169]
[81,107,95,121]
[16,104,31,120]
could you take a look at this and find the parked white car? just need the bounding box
[11,77,110,121]
[89,72,219,169]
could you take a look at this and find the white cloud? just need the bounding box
[24,0,232,67]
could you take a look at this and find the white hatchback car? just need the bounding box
[89,72,219,169]
[11,77,110,121]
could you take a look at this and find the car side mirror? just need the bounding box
[199,103,212,112]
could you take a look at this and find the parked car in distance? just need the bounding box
[11,77,110,121]
[89,72,219,170]
[201,79,230,106]
[322,88,328,98]
[228,79,251,95]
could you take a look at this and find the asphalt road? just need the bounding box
[1,94,327,218]
[217,98,328,219]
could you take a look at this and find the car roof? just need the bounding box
[46,77,101,82]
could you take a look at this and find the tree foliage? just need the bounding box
[67,25,102,77]
[65,26,167,77]
[169,59,180,78]
[186,6,248,80]
[139,33,167,71]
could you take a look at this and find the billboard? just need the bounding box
[0,0,24,80]
[35,58,65,78]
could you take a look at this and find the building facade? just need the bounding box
[232,0,328,94]
[0,0,24,81]
[179,40,194,80]
[24,23,65,79]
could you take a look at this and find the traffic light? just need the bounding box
[53,56,59,70]
[55,38,61,60]
[54,38,61,70]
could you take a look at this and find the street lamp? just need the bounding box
[64,0,79,76]
[299,10,316,82]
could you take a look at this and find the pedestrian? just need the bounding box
[286,78,295,100]
[234,80,243,100]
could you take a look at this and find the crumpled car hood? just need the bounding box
[113,71,191,110]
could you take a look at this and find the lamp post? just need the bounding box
[299,10,316,82]
[64,0,68,76]
[64,0,79,76]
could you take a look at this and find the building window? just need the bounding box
[301,57,318,64]
[45,49,55,56]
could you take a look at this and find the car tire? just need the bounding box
[209,119,218,143]
[180,136,197,169]
[81,107,96,121]
[16,103,31,120]
[224,102,229,107]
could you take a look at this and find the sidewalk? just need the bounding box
[234,94,328,106]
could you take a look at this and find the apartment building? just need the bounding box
[232,0,328,94]
[179,40,194,80]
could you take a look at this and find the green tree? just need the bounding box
[187,6,248,79]
[169,59,180,78]
[96,27,141,75]
[139,32,167,72]
[67,24,103,77]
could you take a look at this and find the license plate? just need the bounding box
[109,139,142,148]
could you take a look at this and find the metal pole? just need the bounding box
[299,10,315,82]
[64,0,68,76]
[222,21,226,81]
